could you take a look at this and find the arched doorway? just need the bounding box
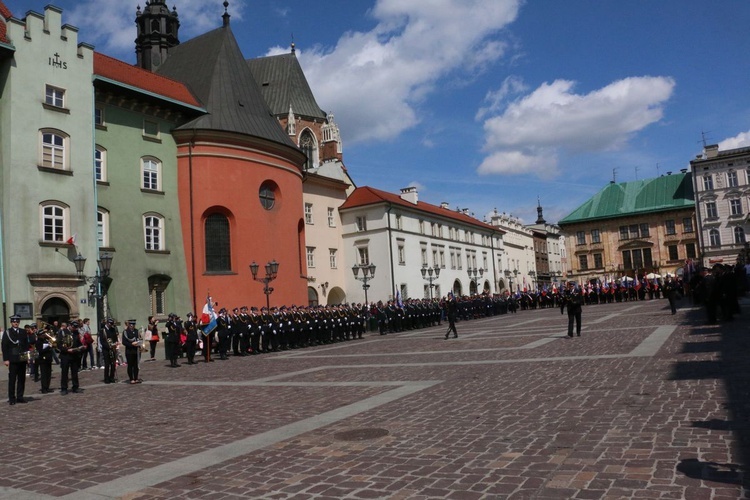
[307,286,319,306]
[452,279,462,297]
[41,296,71,325]
[327,286,346,305]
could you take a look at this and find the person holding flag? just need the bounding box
[200,295,217,362]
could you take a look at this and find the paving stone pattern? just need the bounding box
[0,298,747,499]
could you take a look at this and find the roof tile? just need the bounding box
[340,186,503,233]
[94,52,201,108]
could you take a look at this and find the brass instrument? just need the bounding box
[138,328,149,353]
[106,335,119,361]
[39,330,57,348]
[19,350,39,363]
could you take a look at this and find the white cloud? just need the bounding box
[297,0,521,143]
[478,76,675,176]
[65,0,247,56]
[719,130,750,150]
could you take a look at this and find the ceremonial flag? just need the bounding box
[634,276,641,291]
[200,295,217,335]
[66,233,77,246]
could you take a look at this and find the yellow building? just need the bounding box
[558,173,697,283]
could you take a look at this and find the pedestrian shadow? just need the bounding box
[676,458,743,485]
[672,305,750,491]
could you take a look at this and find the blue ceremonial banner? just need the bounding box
[200,295,217,335]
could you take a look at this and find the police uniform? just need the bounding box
[184,313,199,364]
[101,318,119,383]
[57,321,84,394]
[121,320,142,383]
[2,315,30,404]
[35,325,54,394]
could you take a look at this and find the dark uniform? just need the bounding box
[35,325,55,394]
[184,313,199,364]
[2,315,30,404]
[444,297,458,339]
[121,320,142,383]
[101,318,119,383]
[165,314,182,367]
[57,321,85,394]
[561,283,583,337]
[216,309,231,360]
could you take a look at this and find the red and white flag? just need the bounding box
[66,233,77,246]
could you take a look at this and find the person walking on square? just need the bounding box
[2,315,30,405]
[561,282,583,337]
[444,295,458,339]
[663,275,679,315]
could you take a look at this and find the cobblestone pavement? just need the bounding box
[1,298,748,499]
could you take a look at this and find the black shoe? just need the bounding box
[444,336,449,340]
[60,389,68,395]
[72,388,83,393]
[453,335,458,339]
[34,378,40,382]
[8,401,15,405]
[16,398,27,403]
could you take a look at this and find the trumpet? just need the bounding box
[39,330,57,348]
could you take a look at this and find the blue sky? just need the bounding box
[5,0,750,224]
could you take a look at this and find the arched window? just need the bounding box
[734,226,745,244]
[205,213,231,271]
[144,213,165,250]
[40,129,68,170]
[95,146,107,181]
[141,157,161,191]
[40,201,69,242]
[97,208,110,248]
[299,129,317,171]
[709,228,721,247]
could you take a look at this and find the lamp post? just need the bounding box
[421,264,440,299]
[74,252,114,330]
[467,267,484,294]
[352,263,376,304]
[250,260,279,310]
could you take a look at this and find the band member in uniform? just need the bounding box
[184,313,199,364]
[122,320,142,383]
[165,313,181,367]
[216,308,231,360]
[147,316,160,361]
[57,320,85,395]
[2,315,30,404]
[35,324,55,394]
[561,282,584,337]
[101,318,119,384]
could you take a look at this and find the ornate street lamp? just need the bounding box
[467,267,484,294]
[352,263,376,304]
[250,259,279,309]
[421,264,440,299]
[74,252,114,330]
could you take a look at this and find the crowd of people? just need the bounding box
[2,262,745,405]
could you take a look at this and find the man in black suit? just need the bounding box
[561,282,583,337]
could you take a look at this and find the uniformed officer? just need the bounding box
[57,320,85,395]
[184,313,199,364]
[35,324,55,394]
[122,319,142,383]
[2,315,30,404]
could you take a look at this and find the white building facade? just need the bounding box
[339,187,505,304]
[690,144,750,266]
[488,210,536,292]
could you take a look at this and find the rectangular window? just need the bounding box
[143,119,160,138]
[95,148,105,181]
[432,249,438,267]
[327,207,335,227]
[593,253,603,269]
[668,245,679,261]
[683,217,694,233]
[329,248,337,269]
[643,248,653,268]
[419,220,425,234]
[578,254,588,271]
[358,247,369,266]
[97,210,109,248]
[665,219,676,235]
[42,132,65,169]
[440,250,445,268]
[702,175,714,190]
[457,250,462,270]
[686,243,697,259]
[395,214,402,230]
[306,247,315,268]
[728,171,738,187]
[591,229,601,244]
[421,248,428,266]
[619,226,629,240]
[639,223,650,238]
[356,216,367,232]
[632,249,643,269]
[304,203,313,224]
[622,250,632,270]
[45,85,64,107]
[450,251,456,269]
[706,202,718,219]
[144,215,164,251]
[730,199,742,216]
[398,245,405,265]
[95,105,105,126]
[150,287,166,316]
[142,159,160,190]
[576,231,586,245]
[629,224,639,239]
[42,205,66,242]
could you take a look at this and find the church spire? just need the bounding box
[135,0,180,71]
[535,197,546,224]
[222,1,230,27]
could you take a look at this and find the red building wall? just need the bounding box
[177,135,309,313]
